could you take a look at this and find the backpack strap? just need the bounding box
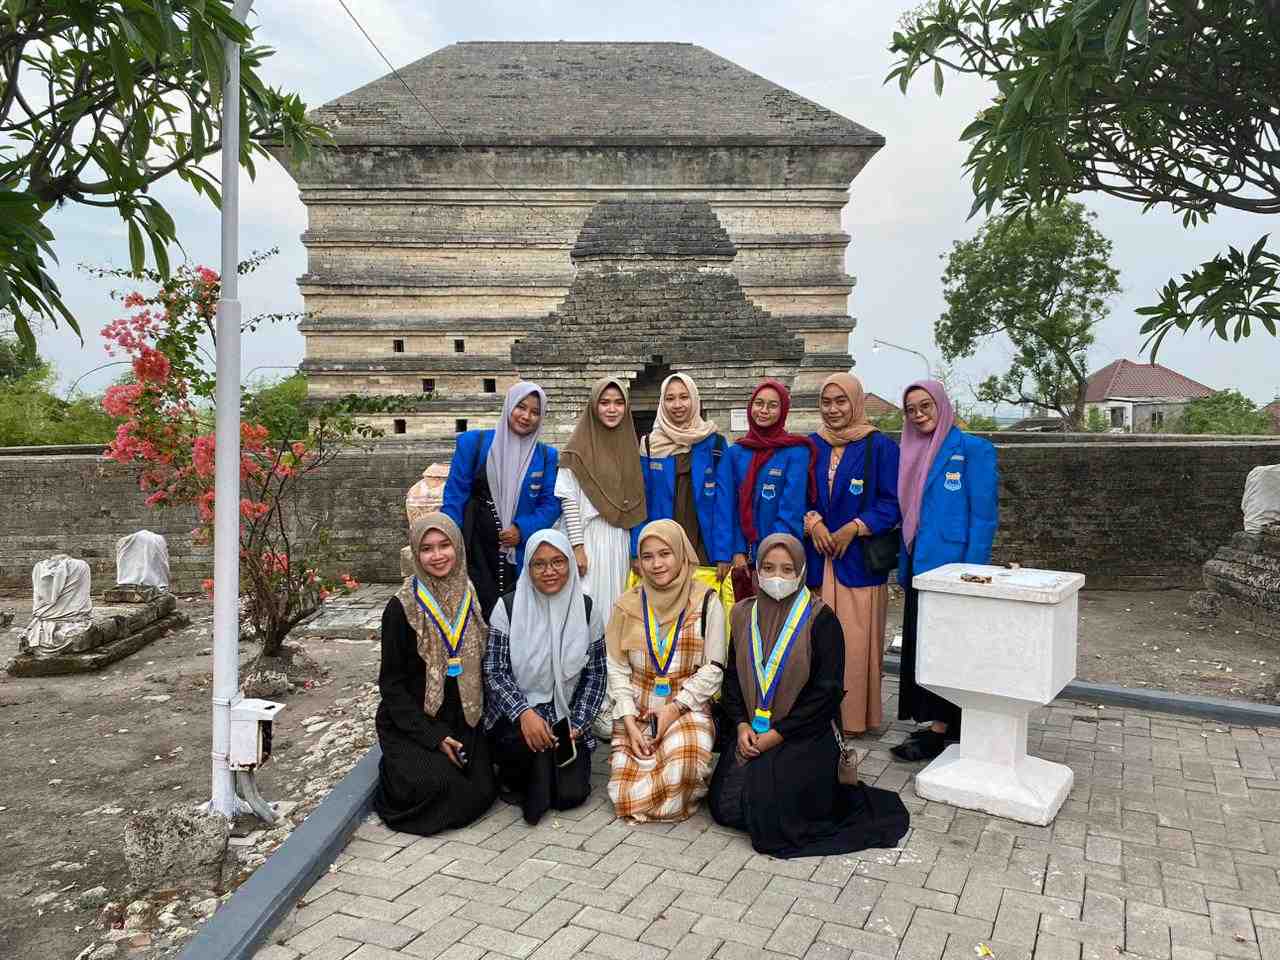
[500,590,515,622]
[859,431,878,514]
[701,588,714,637]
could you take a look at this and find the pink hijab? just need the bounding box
[898,380,956,550]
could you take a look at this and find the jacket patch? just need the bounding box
[849,477,864,495]
[768,467,783,477]
[649,462,664,471]
[949,454,965,462]
[761,483,777,500]
[944,471,962,492]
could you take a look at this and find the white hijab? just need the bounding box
[504,529,592,721]
[486,381,548,562]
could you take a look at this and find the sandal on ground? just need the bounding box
[890,731,949,762]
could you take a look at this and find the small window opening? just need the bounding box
[453,338,465,353]
[393,418,407,435]
[455,418,468,433]
[483,377,497,393]
[392,338,405,353]
[421,378,435,394]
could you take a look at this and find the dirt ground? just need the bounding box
[0,592,382,960]
[884,586,1278,702]
[0,585,1274,960]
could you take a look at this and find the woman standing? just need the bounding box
[441,382,560,618]
[484,529,607,825]
[890,380,999,763]
[557,377,647,616]
[606,520,725,822]
[374,513,496,835]
[708,534,910,857]
[803,374,901,736]
[636,373,733,576]
[727,379,817,584]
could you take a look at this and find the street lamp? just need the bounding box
[871,338,933,378]
[208,0,255,820]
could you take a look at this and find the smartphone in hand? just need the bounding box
[647,714,658,740]
[552,717,576,768]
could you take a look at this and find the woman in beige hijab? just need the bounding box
[374,513,496,835]
[802,373,901,735]
[605,520,726,822]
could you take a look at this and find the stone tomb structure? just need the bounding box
[279,41,883,438]
[513,199,804,438]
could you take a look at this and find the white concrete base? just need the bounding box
[915,745,1073,826]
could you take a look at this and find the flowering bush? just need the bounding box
[99,257,377,657]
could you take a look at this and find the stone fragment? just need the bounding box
[122,807,229,890]
[77,886,109,908]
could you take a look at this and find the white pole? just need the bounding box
[209,0,255,818]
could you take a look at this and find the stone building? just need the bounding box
[280,41,883,438]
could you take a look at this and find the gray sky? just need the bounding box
[39,0,1280,409]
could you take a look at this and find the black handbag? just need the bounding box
[857,433,901,574]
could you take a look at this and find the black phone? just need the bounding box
[552,717,576,768]
[455,746,469,768]
[646,714,658,739]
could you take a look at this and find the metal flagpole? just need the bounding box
[209,0,256,818]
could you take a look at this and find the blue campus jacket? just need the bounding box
[899,426,999,583]
[725,443,810,560]
[440,429,561,571]
[805,432,903,589]
[631,433,733,561]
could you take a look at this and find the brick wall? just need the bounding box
[2,437,1277,594]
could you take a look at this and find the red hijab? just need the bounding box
[737,379,818,545]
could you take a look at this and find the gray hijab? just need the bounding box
[503,528,592,721]
[486,381,548,562]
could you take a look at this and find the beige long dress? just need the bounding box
[819,447,888,735]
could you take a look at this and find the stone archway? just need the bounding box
[628,356,672,438]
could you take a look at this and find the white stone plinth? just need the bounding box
[912,563,1085,825]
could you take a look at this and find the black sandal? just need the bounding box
[890,731,948,762]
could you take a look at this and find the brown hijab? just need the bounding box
[730,533,821,727]
[559,377,647,528]
[395,512,487,727]
[818,372,877,448]
[606,519,712,659]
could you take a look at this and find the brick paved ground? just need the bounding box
[254,678,1280,960]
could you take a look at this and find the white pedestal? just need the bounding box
[911,564,1085,825]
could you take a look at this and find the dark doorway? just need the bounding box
[629,356,671,440]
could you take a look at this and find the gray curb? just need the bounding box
[882,654,1280,727]
[177,746,382,960]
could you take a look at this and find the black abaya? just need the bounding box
[708,607,910,858]
[461,469,517,619]
[374,598,496,835]
[895,552,962,730]
[490,718,592,825]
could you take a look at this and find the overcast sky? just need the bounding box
[38,0,1280,410]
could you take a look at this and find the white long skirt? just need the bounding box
[555,470,632,618]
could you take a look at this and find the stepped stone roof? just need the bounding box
[310,42,883,147]
[571,200,736,261]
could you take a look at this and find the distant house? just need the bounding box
[866,392,899,419]
[1265,399,1280,435]
[1084,359,1214,433]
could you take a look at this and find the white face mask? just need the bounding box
[758,575,802,602]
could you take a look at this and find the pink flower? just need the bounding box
[123,292,146,308]
[291,442,307,459]
[197,490,216,522]
[201,578,214,597]
[133,346,171,384]
[239,498,270,520]
[192,434,216,478]
[102,383,143,418]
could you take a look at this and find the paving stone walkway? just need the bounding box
[254,678,1280,960]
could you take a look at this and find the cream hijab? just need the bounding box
[646,373,717,458]
[605,519,712,659]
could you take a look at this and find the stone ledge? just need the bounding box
[6,610,190,677]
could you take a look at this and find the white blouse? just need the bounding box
[605,600,726,720]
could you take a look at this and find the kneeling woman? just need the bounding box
[374,513,496,835]
[709,534,910,858]
[606,520,726,822]
[484,530,608,825]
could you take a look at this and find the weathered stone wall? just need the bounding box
[3,438,1276,594]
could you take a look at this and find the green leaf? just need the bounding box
[934,62,945,96]
[107,33,136,98]
[127,220,146,275]
[1129,0,1149,44]
[1104,0,1136,63]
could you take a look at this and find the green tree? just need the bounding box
[1085,407,1109,433]
[889,1,1280,356]
[936,201,1120,429]
[1,1,323,351]
[1175,390,1272,435]
[0,365,120,446]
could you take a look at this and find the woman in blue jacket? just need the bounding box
[635,373,733,575]
[803,373,901,735]
[726,379,816,593]
[890,380,998,763]
[441,381,560,618]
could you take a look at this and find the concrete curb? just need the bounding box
[882,653,1280,727]
[177,746,382,960]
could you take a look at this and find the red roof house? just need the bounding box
[1084,359,1214,403]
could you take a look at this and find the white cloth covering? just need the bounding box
[556,467,631,619]
[505,529,593,721]
[24,555,92,653]
[1243,464,1280,534]
[115,530,170,588]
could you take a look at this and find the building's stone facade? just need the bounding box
[279,42,883,438]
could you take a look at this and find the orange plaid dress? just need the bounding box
[607,596,716,822]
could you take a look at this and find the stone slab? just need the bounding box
[5,610,189,677]
[914,746,1074,826]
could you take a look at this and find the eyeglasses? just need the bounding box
[752,399,781,411]
[530,557,569,574]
